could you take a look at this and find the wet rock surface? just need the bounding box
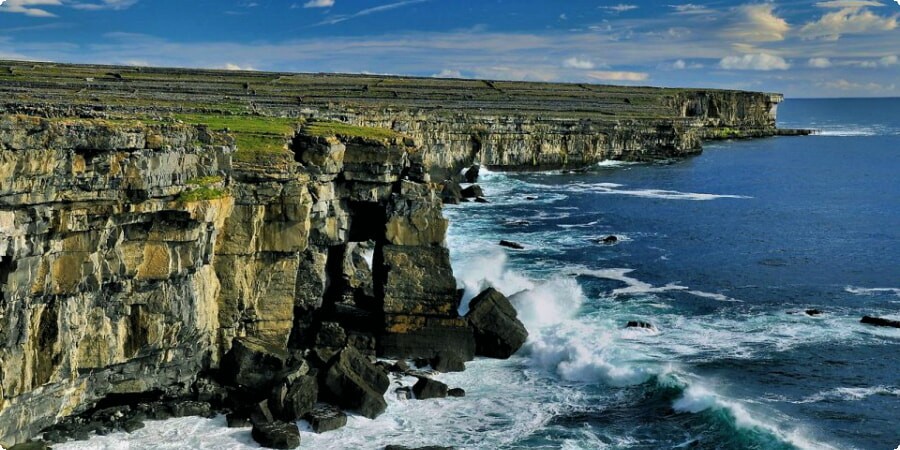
[465,288,529,359]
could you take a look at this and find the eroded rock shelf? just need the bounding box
[0,60,801,447]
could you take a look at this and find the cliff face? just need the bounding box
[0,61,798,446]
[0,117,469,445]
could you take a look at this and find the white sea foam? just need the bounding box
[572,267,738,301]
[563,182,752,201]
[794,385,900,404]
[557,220,599,229]
[596,159,638,168]
[845,286,900,297]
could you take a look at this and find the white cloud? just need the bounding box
[563,57,594,69]
[303,0,333,7]
[669,4,715,15]
[586,70,649,81]
[669,59,703,69]
[71,0,138,10]
[223,63,256,71]
[800,4,897,40]
[318,0,426,25]
[815,1,884,7]
[726,4,790,42]
[599,4,638,13]
[1,0,62,17]
[719,53,790,70]
[808,57,832,68]
[431,69,462,78]
[879,55,898,65]
[821,79,896,92]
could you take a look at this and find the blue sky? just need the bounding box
[1,0,898,97]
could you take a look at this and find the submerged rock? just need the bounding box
[413,377,448,400]
[805,309,823,316]
[447,388,466,397]
[465,288,528,359]
[474,196,489,203]
[599,235,619,244]
[499,240,524,250]
[251,421,301,449]
[860,316,900,328]
[626,321,656,330]
[460,184,484,199]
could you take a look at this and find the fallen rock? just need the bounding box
[221,336,290,391]
[251,421,301,449]
[805,309,823,316]
[270,374,318,421]
[413,377,448,400]
[460,185,484,199]
[626,321,656,330]
[465,288,528,359]
[860,316,900,328]
[122,418,145,433]
[305,404,348,433]
[464,165,480,183]
[431,351,466,373]
[322,346,390,419]
[525,195,538,200]
[447,388,466,397]
[499,240,524,250]
[250,399,276,427]
[395,386,413,400]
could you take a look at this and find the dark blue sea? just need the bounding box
[59,99,899,449]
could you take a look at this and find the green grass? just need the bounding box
[303,120,400,141]
[171,114,300,162]
[178,186,227,203]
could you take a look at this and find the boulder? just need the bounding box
[447,388,466,398]
[305,404,348,433]
[460,185,484,199]
[499,240,524,250]
[441,181,462,205]
[805,309,823,316]
[599,235,618,244]
[321,346,390,419]
[626,321,655,330]
[431,351,466,373]
[413,377,448,400]
[270,374,318,421]
[221,336,290,391]
[169,400,212,418]
[122,419,145,433]
[860,316,900,328]
[251,421,301,450]
[465,288,528,359]
[464,165,480,183]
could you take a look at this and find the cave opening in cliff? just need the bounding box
[0,254,15,303]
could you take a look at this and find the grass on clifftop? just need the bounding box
[178,186,227,203]
[172,114,300,162]
[303,120,400,141]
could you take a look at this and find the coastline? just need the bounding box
[0,60,805,448]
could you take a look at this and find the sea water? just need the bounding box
[59,98,899,449]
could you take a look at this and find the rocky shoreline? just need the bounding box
[0,61,804,449]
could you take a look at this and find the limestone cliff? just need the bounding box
[0,60,804,446]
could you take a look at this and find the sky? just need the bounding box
[0,0,898,98]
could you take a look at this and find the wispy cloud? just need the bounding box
[317,0,426,25]
[303,0,333,8]
[586,70,649,81]
[71,0,137,11]
[1,0,63,17]
[808,57,832,68]
[719,53,790,70]
[599,4,638,13]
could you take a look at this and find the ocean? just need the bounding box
[59,98,900,449]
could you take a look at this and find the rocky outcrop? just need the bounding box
[466,288,528,359]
